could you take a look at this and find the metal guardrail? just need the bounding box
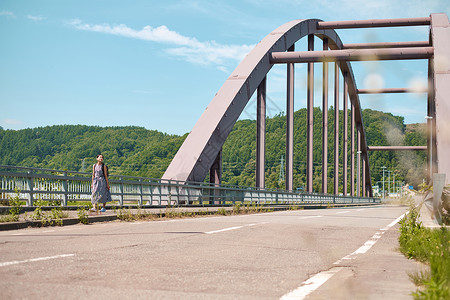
[0,165,380,207]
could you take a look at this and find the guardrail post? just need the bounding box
[62,171,68,206]
[138,179,143,206]
[119,177,124,207]
[26,170,33,206]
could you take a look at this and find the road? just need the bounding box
[0,205,420,299]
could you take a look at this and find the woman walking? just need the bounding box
[91,154,111,212]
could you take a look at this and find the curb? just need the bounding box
[0,214,118,231]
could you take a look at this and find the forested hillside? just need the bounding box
[0,108,426,190]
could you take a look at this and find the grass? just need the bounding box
[0,190,22,222]
[113,203,277,222]
[398,202,450,299]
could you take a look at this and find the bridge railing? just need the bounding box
[0,165,380,207]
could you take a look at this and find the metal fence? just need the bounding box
[0,165,380,207]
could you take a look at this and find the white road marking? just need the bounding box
[280,267,344,300]
[0,254,75,267]
[298,216,323,220]
[336,210,350,214]
[334,212,406,265]
[281,212,407,299]
[204,223,260,234]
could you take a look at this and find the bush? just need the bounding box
[399,205,450,299]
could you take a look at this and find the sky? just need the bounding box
[1,0,449,135]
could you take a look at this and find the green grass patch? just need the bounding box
[399,204,450,299]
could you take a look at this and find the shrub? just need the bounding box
[399,204,450,299]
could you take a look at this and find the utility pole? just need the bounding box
[393,173,396,197]
[388,170,391,197]
[381,166,386,198]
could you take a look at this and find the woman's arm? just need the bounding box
[104,165,110,189]
[92,164,95,187]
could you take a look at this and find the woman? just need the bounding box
[91,154,111,212]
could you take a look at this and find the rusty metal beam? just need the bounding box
[343,41,429,49]
[357,124,361,197]
[270,47,433,64]
[317,17,430,29]
[368,146,427,151]
[357,88,428,94]
[286,45,295,191]
[322,38,329,194]
[307,34,314,193]
[334,63,340,195]
[350,98,355,196]
[343,72,348,196]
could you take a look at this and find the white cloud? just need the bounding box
[0,10,15,18]
[67,20,254,70]
[2,119,23,125]
[27,15,46,21]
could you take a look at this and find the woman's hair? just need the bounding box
[96,154,103,158]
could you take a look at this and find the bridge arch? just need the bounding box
[163,17,444,197]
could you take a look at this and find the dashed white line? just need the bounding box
[336,210,350,214]
[281,267,344,300]
[298,216,324,220]
[204,223,262,234]
[0,254,75,267]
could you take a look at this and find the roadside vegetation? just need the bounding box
[114,203,275,222]
[399,202,450,299]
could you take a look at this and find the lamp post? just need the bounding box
[393,173,396,197]
[381,166,386,198]
[387,170,391,197]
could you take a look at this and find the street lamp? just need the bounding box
[381,166,386,199]
[388,170,391,197]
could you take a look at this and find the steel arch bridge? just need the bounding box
[163,14,450,196]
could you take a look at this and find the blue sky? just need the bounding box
[1,0,449,135]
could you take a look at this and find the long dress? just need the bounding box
[91,164,111,204]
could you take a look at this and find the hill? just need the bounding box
[0,109,427,190]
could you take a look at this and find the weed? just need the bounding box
[217,208,228,215]
[77,206,89,224]
[233,203,241,215]
[8,189,22,218]
[31,199,45,221]
[117,208,135,221]
[399,202,450,299]
[0,189,22,222]
[0,214,20,222]
[29,198,67,226]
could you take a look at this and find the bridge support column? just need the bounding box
[307,34,314,193]
[430,13,450,185]
[350,98,355,196]
[256,77,267,189]
[357,124,361,197]
[362,153,367,197]
[210,149,222,205]
[286,45,295,191]
[342,72,348,196]
[334,63,340,195]
[322,38,329,194]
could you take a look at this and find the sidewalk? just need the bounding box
[307,227,424,299]
[0,206,231,231]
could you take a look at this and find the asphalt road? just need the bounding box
[0,205,420,299]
